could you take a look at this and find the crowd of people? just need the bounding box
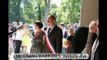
[8,15,99,60]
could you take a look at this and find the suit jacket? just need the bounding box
[69,27,97,53]
[69,27,89,53]
[93,45,99,60]
[90,36,99,60]
[44,25,63,53]
[88,45,99,60]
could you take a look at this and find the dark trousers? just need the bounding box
[15,40,22,53]
[13,40,16,52]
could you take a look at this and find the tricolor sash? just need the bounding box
[44,34,56,54]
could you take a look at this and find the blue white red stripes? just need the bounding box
[45,35,56,54]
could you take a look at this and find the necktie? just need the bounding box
[48,28,51,34]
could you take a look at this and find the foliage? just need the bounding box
[9,0,81,24]
[9,0,22,22]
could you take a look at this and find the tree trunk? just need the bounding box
[43,0,50,26]
[38,4,41,21]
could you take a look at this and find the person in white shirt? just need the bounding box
[14,25,25,53]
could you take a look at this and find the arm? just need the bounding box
[8,26,23,35]
[8,29,17,35]
[82,24,94,55]
[82,32,93,55]
[56,29,63,53]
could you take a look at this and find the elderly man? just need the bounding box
[82,20,99,60]
[91,20,99,60]
[44,15,63,53]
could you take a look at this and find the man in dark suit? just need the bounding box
[81,20,98,60]
[69,27,89,53]
[91,20,99,60]
[44,15,63,53]
[91,37,99,60]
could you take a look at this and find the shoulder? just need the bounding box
[55,25,62,31]
[41,30,46,35]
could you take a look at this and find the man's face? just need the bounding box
[47,17,55,26]
[91,25,98,33]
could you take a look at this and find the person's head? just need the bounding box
[73,23,80,32]
[13,21,17,24]
[68,27,74,36]
[89,20,97,33]
[63,38,71,48]
[60,22,65,29]
[23,24,28,29]
[33,21,43,30]
[47,15,56,27]
[12,21,18,27]
[19,22,23,26]
[67,24,72,30]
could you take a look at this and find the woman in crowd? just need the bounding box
[66,27,75,53]
[22,24,31,53]
[30,21,45,53]
[73,23,80,33]
[14,25,25,53]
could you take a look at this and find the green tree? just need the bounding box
[9,0,22,22]
[43,0,51,26]
[36,0,45,21]
[61,0,80,24]
[54,0,80,25]
[20,0,36,23]
[9,0,80,24]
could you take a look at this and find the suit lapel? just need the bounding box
[48,25,57,35]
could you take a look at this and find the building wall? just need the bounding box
[80,0,99,27]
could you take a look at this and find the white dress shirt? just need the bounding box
[91,37,99,60]
[15,29,25,41]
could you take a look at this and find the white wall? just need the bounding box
[80,0,99,27]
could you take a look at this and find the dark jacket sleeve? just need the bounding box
[70,27,89,53]
[8,29,17,35]
[56,28,63,53]
[8,26,23,35]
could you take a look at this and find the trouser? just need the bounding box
[13,40,16,52]
[15,40,22,53]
